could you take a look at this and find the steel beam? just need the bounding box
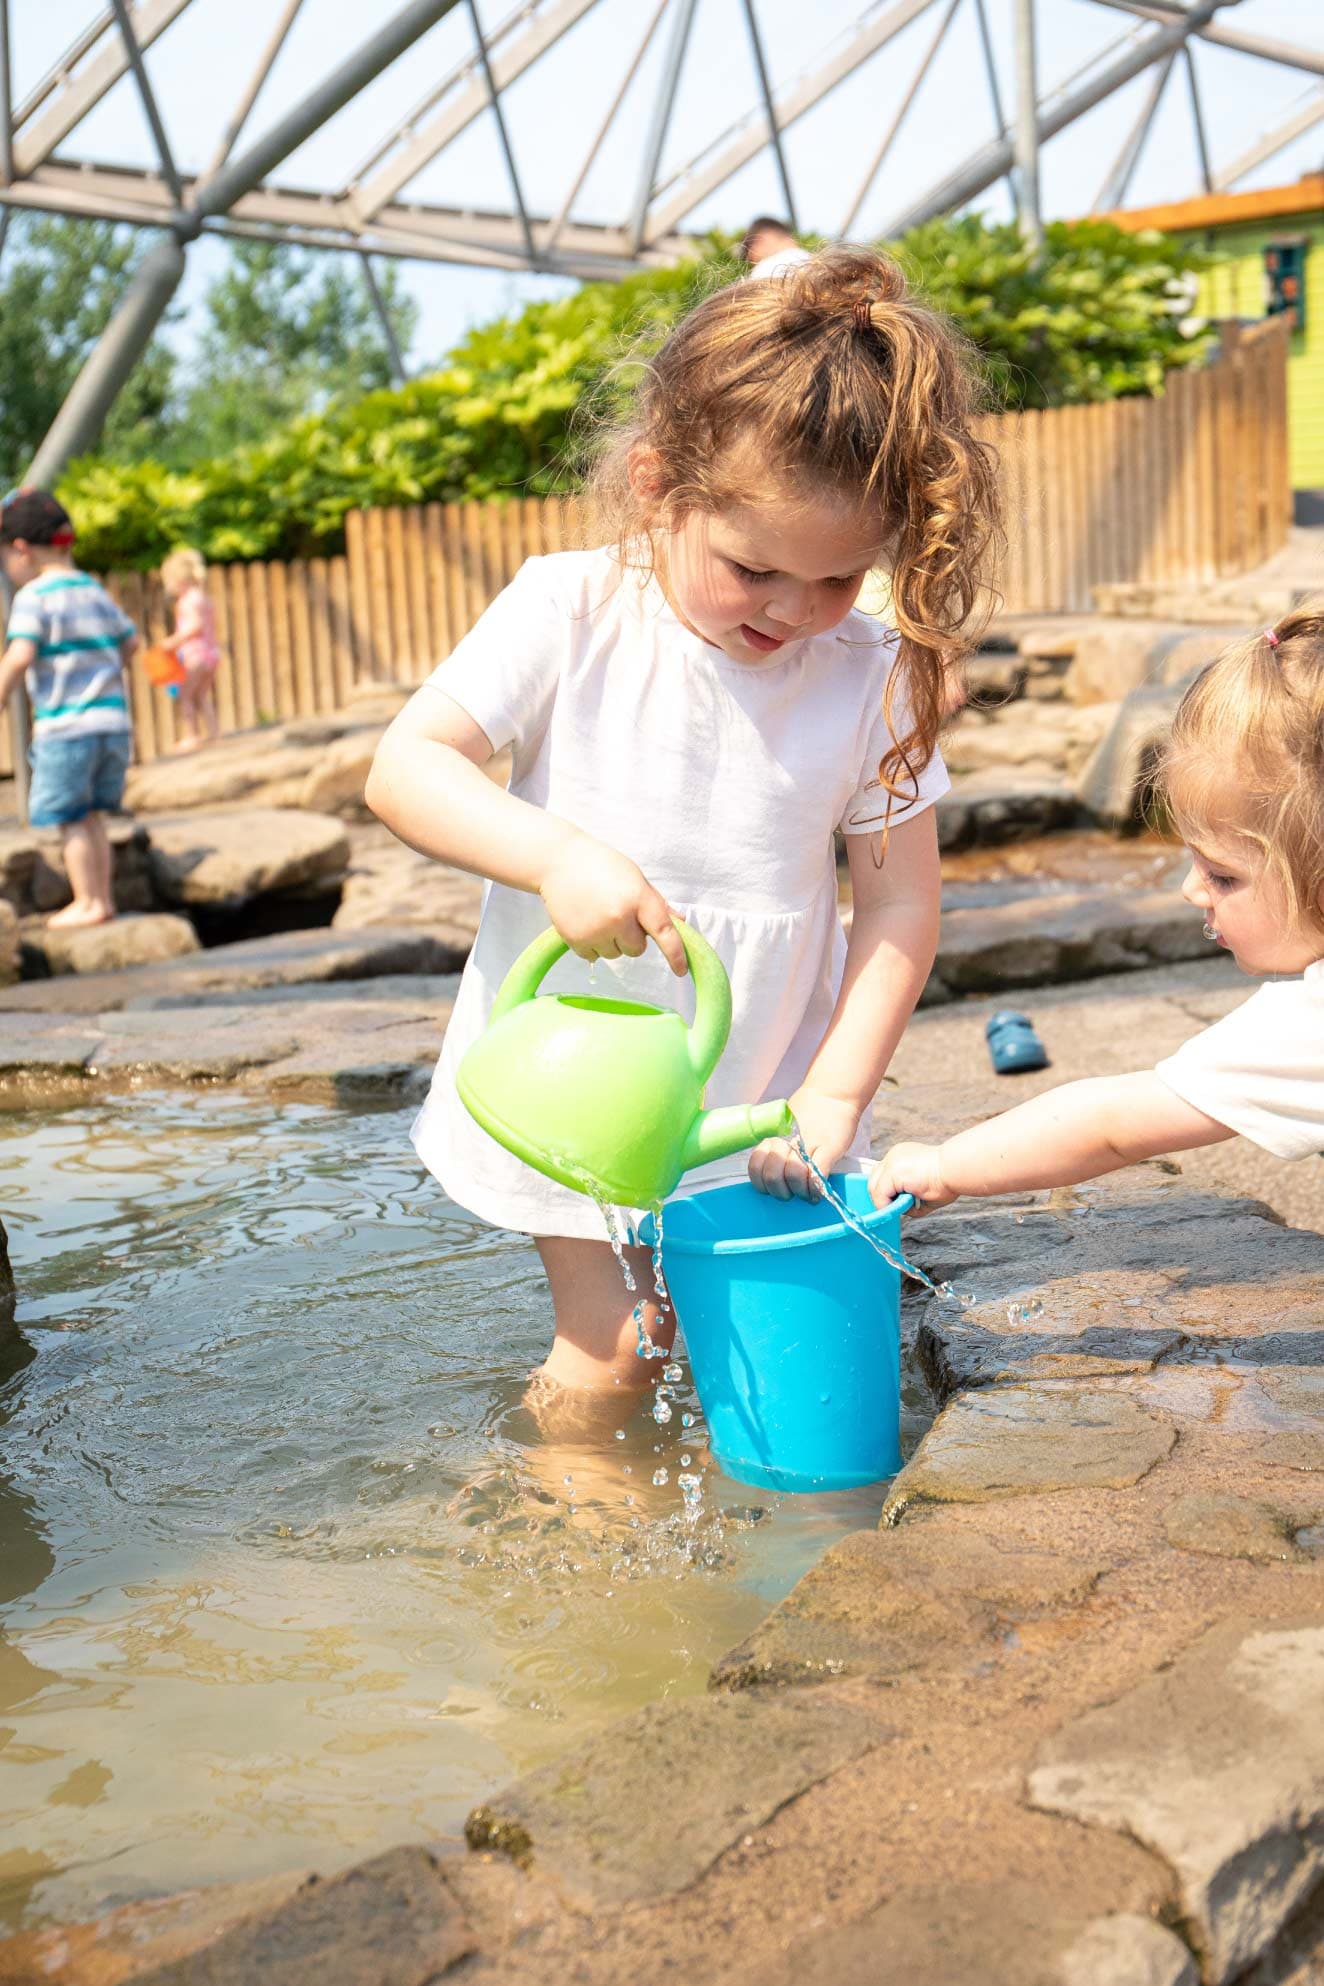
[13,0,197,176]
[465,0,535,264]
[872,0,1234,240]
[1013,0,1042,247]
[645,0,939,244]
[1088,2,1324,80]
[1092,47,1176,213]
[840,0,959,236]
[970,0,1017,216]
[26,233,186,486]
[109,0,183,207]
[542,0,669,253]
[0,164,691,276]
[203,0,305,178]
[1183,43,1213,193]
[628,0,699,254]
[739,0,797,233]
[360,252,407,382]
[0,1,11,187]
[1213,90,1324,192]
[349,0,603,225]
[195,0,464,223]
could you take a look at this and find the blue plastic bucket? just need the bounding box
[638,1175,914,1494]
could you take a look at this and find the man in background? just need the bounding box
[740,216,812,281]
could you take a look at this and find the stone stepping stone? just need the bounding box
[20,912,199,979]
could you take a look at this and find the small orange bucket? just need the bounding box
[141,643,185,688]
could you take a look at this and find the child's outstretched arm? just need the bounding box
[366,684,687,974]
[870,1071,1234,1213]
[752,809,940,1198]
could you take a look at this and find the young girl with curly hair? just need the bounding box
[370,248,1001,1392]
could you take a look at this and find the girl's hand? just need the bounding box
[749,1087,860,1202]
[869,1141,955,1215]
[539,832,687,975]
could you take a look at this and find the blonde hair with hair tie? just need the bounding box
[1162,607,1324,935]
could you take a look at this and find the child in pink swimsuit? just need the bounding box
[162,547,221,753]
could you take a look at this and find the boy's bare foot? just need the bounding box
[171,736,204,755]
[47,900,114,930]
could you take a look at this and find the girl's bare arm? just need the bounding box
[870,1071,1234,1212]
[365,685,686,972]
[751,808,940,1198]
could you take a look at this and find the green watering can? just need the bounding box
[457,921,794,1207]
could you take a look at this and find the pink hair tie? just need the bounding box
[1264,627,1280,648]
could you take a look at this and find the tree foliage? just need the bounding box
[55,219,1207,571]
[166,241,419,462]
[0,216,178,482]
[895,215,1207,408]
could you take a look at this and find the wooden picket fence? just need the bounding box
[0,317,1291,778]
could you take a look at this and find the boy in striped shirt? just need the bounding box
[0,489,138,928]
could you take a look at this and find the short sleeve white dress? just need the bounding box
[411,548,948,1239]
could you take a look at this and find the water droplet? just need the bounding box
[681,1412,695,1429]
[651,1397,673,1425]
[622,1465,632,1475]
[614,1429,625,1440]
[663,1362,683,1384]
[653,1467,669,1486]
[819,1394,830,1405]
[563,1474,573,1485]
[681,1453,692,1466]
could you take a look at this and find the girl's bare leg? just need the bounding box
[535,1235,674,1392]
[172,682,201,752]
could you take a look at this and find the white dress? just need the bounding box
[411,549,948,1239]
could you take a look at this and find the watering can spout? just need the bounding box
[681,1099,795,1173]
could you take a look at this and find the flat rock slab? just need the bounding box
[936,771,1079,852]
[146,809,350,909]
[931,888,1206,997]
[0,928,463,1015]
[21,912,200,978]
[750,1884,1197,1986]
[465,1692,883,1909]
[711,1520,1105,1691]
[1163,1491,1324,1565]
[882,1387,1176,1519]
[1029,1617,1324,1985]
[133,1847,472,1986]
[910,1185,1324,1397]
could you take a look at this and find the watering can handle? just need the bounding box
[487,919,733,1082]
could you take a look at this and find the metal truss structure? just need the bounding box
[3,0,1324,484]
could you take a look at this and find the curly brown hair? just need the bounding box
[1163,607,1324,936]
[591,246,1003,812]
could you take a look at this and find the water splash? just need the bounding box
[789,1129,967,1306]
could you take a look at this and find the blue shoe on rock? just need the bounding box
[986,1009,1049,1075]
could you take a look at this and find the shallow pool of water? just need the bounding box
[0,1094,933,1934]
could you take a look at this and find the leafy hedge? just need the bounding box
[59,221,1206,572]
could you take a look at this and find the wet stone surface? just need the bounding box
[881,1385,1176,1518]
[1029,1619,1324,1986]
[465,1693,885,1909]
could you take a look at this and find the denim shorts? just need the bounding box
[28,730,133,829]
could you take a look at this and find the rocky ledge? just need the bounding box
[4,963,1324,1985]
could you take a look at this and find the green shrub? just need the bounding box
[58,221,1207,571]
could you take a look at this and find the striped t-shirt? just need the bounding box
[8,570,135,741]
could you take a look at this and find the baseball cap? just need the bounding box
[0,488,75,546]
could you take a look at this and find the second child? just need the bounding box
[871,613,1324,1214]
[369,249,1000,1393]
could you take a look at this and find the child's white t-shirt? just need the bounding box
[1155,959,1324,1160]
[411,547,948,1239]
